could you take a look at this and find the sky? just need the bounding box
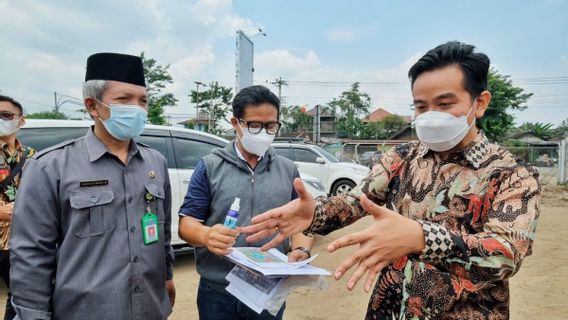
[1,0,567,126]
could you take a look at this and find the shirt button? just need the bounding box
[134,286,140,292]
[128,197,133,203]
[133,256,139,263]
[130,226,136,233]
[90,197,98,203]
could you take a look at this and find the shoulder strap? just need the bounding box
[0,147,29,191]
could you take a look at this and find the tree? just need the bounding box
[381,114,407,138]
[553,119,568,138]
[519,122,555,140]
[280,105,312,132]
[189,81,232,136]
[141,52,177,125]
[329,82,372,139]
[26,110,66,119]
[477,69,533,142]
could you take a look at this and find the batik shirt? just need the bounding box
[308,132,541,320]
[0,140,35,250]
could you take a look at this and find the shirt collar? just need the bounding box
[233,141,263,161]
[417,131,490,168]
[0,139,22,153]
[86,126,141,162]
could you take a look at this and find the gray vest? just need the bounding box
[197,143,297,291]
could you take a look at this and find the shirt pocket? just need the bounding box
[144,182,166,222]
[70,188,115,238]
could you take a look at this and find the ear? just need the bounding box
[231,117,240,131]
[84,97,100,118]
[474,91,491,118]
[18,116,26,128]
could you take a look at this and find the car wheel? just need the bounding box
[331,179,356,196]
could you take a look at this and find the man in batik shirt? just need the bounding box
[244,41,540,320]
[0,95,35,320]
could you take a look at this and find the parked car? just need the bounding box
[18,120,327,252]
[272,142,370,196]
[358,151,383,168]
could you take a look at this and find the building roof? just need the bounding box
[362,107,392,123]
[305,106,335,117]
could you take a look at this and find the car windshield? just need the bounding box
[312,146,340,163]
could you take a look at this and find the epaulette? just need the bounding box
[32,137,84,160]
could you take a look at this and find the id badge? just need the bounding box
[142,210,159,245]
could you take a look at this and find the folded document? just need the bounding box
[225,247,330,315]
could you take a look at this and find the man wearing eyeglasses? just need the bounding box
[0,95,35,320]
[178,85,313,320]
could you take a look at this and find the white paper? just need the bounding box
[225,265,284,314]
[224,247,331,315]
[225,247,331,276]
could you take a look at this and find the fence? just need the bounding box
[324,140,566,186]
[502,144,560,185]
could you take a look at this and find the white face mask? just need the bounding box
[238,126,275,156]
[413,99,477,152]
[0,119,20,137]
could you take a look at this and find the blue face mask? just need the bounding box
[97,101,148,141]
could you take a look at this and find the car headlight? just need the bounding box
[303,179,326,191]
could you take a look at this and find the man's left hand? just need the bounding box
[166,280,176,307]
[327,194,425,292]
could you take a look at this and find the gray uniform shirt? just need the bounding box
[9,128,174,320]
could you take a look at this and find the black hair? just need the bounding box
[0,95,23,115]
[408,41,490,99]
[232,85,280,119]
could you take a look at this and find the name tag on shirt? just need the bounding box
[80,180,109,187]
[142,210,159,245]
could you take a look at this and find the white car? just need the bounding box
[272,142,370,196]
[18,120,327,252]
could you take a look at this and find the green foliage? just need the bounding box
[141,52,178,125]
[358,114,408,140]
[381,114,407,138]
[189,81,233,136]
[26,110,66,119]
[281,105,312,132]
[329,82,371,118]
[329,82,372,138]
[337,116,365,139]
[519,122,555,140]
[553,118,568,138]
[477,69,533,142]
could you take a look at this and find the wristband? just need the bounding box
[292,246,311,259]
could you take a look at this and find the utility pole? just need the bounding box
[194,81,206,130]
[54,92,58,112]
[270,77,288,104]
[270,77,288,137]
[208,90,213,133]
[313,104,321,145]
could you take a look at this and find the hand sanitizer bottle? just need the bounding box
[223,198,240,229]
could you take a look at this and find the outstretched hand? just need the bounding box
[327,194,425,292]
[243,178,315,251]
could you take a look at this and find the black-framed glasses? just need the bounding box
[238,118,281,135]
[0,112,20,121]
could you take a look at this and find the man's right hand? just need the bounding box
[244,178,316,251]
[0,202,14,221]
[204,224,240,256]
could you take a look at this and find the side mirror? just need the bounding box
[316,157,325,164]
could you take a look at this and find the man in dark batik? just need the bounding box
[245,41,540,320]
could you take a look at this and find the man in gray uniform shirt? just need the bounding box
[9,53,175,320]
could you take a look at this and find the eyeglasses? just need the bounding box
[0,112,20,121]
[238,119,281,135]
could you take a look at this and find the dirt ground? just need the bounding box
[1,185,567,319]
